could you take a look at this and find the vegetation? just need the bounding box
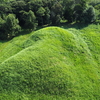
[0,0,100,99]
[0,24,100,99]
[0,0,100,39]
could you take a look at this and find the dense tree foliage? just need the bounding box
[0,0,100,40]
[5,14,21,38]
[0,14,21,39]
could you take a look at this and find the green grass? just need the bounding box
[0,25,100,99]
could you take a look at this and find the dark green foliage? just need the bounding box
[73,0,87,22]
[0,4,12,14]
[0,0,100,39]
[63,0,75,22]
[36,7,46,25]
[94,4,100,24]
[0,17,6,40]
[11,0,26,24]
[24,10,38,30]
[36,7,45,16]
[55,14,61,25]
[44,7,50,24]
[51,1,62,25]
[4,14,21,38]
[94,4,100,10]
[73,4,85,21]
[82,6,96,23]
[11,0,26,13]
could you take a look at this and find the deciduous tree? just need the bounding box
[5,14,21,38]
[24,10,38,30]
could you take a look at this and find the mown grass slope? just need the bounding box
[0,25,100,100]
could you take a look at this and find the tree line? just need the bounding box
[0,0,100,40]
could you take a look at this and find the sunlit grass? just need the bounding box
[0,25,100,99]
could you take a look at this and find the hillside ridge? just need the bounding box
[0,26,100,99]
[0,27,92,64]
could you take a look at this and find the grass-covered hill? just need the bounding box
[0,25,100,100]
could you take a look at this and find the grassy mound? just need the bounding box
[0,26,100,99]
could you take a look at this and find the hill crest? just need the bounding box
[0,26,100,99]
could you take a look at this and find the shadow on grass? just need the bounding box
[59,22,89,30]
[18,28,35,35]
[0,29,32,42]
[16,26,43,37]
[0,22,89,42]
[0,40,8,43]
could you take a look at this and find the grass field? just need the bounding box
[0,24,100,99]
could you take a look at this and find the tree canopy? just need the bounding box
[0,0,100,40]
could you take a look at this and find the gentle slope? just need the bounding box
[0,26,100,99]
